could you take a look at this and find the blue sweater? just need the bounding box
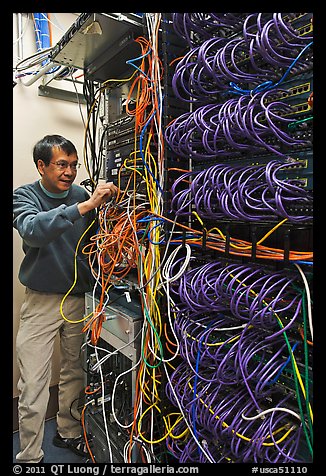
[13,180,96,294]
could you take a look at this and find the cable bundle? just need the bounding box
[172,321,293,391]
[165,413,232,462]
[170,159,312,222]
[81,14,177,463]
[172,13,246,47]
[165,88,308,160]
[172,13,313,102]
[166,361,309,463]
[164,259,313,463]
[170,260,302,333]
[163,11,313,465]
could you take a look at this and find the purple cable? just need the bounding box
[172,13,246,48]
[171,13,312,101]
[165,90,309,161]
[170,159,312,222]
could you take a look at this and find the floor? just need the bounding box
[13,417,88,464]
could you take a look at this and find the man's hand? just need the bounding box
[78,182,118,216]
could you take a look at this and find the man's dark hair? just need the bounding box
[33,135,78,167]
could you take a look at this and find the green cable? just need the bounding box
[138,255,164,369]
[292,282,313,441]
[278,287,313,457]
[288,116,313,130]
[302,290,313,444]
[140,221,151,244]
[216,274,313,456]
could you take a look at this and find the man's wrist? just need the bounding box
[78,200,92,216]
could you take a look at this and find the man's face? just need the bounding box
[37,146,79,194]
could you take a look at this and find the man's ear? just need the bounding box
[37,159,45,176]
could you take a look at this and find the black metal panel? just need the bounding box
[50,13,143,81]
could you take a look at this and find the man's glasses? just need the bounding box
[50,161,81,171]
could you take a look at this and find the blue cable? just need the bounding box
[126,48,152,80]
[267,342,299,385]
[33,13,59,73]
[147,222,165,245]
[137,216,166,223]
[293,261,313,266]
[228,41,313,96]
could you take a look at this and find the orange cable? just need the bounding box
[299,327,313,346]
[81,405,96,463]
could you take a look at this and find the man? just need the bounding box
[13,134,118,463]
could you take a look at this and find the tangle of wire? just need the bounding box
[163,257,313,463]
[171,13,247,48]
[171,13,313,101]
[79,14,184,463]
[165,88,310,160]
[170,159,312,222]
[162,11,313,465]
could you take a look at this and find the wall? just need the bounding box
[13,13,89,399]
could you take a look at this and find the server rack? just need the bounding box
[161,12,313,464]
[49,12,313,465]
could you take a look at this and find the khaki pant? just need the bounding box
[15,288,86,463]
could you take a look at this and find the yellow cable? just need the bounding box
[165,413,189,439]
[227,272,313,423]
[60,219,96,323]
[185,331,242,347]
[205,218,288,251]
[137,403,186,444]
[187,380,295,446]
[231,218,288,250]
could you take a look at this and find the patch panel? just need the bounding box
[286,13,311,23]
[267,82,311,104]
[297,22,314,36]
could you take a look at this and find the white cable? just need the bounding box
[13,13,30,45]
[162,243,192,283]
[123,437,153,463]
[242,407,302,421]
[90,328,141,372]
[145,12,164,197]
[94,344,113,463]
[40,12,65,32]
[21,61,56,86]
[110,354,142,429]
[203,323,247,331]
[293,263,313,341]
[154,244,192,363]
